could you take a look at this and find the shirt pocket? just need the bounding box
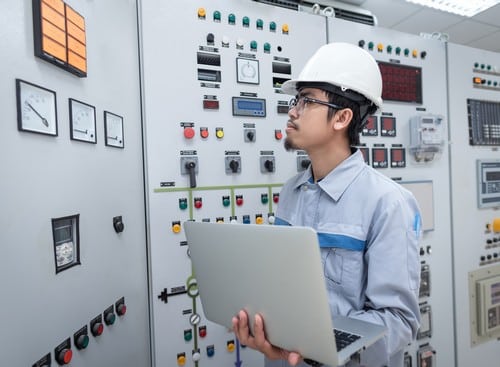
[322,248,363,298]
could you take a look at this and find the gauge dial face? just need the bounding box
[236,58,259,84]
[104,111,124,148]
[69,98,97,143]
[16,79,58,136]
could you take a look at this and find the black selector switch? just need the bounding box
[113,216,124,233]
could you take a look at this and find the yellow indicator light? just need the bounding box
[492,218,500,233]
[177,355,186,366]
[412,49,418,58]
[473,77,482,84]
[282,24,289,33]
[216,129,224,139]
[377,43,383,52]
[255,216,264,224]
[197,8,206,18]
[227,342,235,352]
[172,223,181,233]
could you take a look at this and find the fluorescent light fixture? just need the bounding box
[405,0,500,17]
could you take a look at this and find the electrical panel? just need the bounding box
[141,1,326,366]
[447,43,500,366]
[328,17,455,366]
[0,1,149,367]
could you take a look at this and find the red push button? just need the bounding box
[117,303,127,316]
[92,322,104,337]
[56,349,72,365]
[184,127,195,139]
[200,128,209,139]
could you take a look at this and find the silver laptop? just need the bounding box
[184,221,386,367]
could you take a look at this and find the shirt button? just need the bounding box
[301,185,308,191]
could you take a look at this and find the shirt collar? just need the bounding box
[293,149,366,202]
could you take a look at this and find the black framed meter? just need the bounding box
[52,214,80,273]
[477,159,500,208]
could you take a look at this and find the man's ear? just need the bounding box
[332,108,353,131]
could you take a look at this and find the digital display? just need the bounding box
[238,100,262,111]
[359,147,370,164]
[232,97,266,117]
[486,171,500,181]
[372,148,388,168]
[377,61,422,103]
[381,117,396,136]
[362,115,378,136]
[391,148,406,168]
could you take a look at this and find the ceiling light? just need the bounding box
[405,0,500,17]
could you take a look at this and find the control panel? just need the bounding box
[328,16,455,366]
[141,1,326,366]
[447,42,500,366]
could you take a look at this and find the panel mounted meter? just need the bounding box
[409,115,445,162]
[51,214,80,273]
[477,159,500,208]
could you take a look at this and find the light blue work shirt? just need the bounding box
[268,149,421,367]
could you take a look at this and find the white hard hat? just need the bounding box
[282,42,383,112]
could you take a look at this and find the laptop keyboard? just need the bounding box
[334,329,361,351]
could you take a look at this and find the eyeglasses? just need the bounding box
[288,96,343,114]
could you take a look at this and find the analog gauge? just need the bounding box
[16,79,58,136]
[236,58,259,84]
[104,111,124,148]
[69,98,97,143]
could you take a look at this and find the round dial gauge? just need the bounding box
[69,98,97,143]
[16,79,58,136]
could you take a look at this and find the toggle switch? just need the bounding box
[113,215,124,233]
[244,128,256,142]
[180,157,198,188]
[260,156,275,173]
[225,156,241,174]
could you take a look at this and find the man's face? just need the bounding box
[284,88,336,152]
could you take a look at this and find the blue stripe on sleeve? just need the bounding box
[274,217,291,226]
[317,232,366,251]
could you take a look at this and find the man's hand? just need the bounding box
[232,310,303,366]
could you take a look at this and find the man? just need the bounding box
[232,42,421,367]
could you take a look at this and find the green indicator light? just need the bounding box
[179,199,188,210]
[368,41,374,50]
[250,40,257,50]
[228,13,236,24]
[387,45,392,53]
[474,62,479,68]
[213,11,221,21]
[222,198,230,207]
[261,194,269,204]
[264,42,271,51]
[184,330,193,341]
[243,16,250,26]
[257,19,264,28]
[395,47,401,55]
[269,21,276,31]
[404,48,410,56]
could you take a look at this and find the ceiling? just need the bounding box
[343,0,500,52]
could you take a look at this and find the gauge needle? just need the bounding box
[26,102,49,127]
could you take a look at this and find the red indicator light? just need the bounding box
[203,100,219,109]
[184,127,195,139]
